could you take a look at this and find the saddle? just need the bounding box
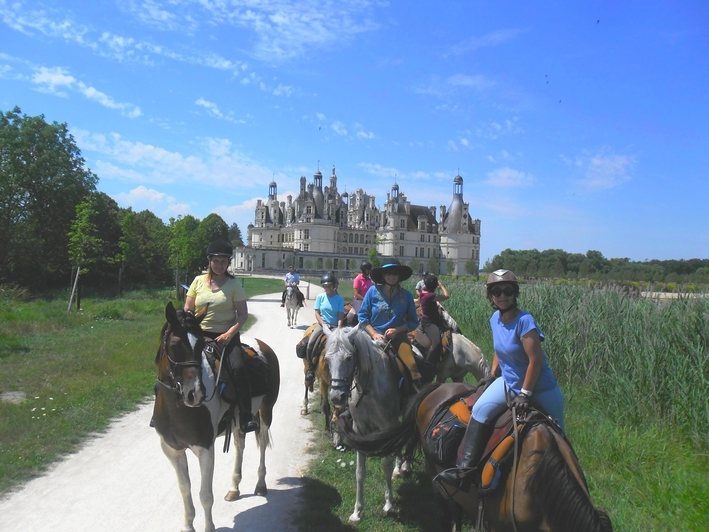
[203,339,271,398]
[423,383,564,494]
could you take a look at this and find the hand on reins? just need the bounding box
[510,393,531,413]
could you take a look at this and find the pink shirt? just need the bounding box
[353,274,373,298]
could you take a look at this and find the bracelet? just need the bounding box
[520,388,533,397]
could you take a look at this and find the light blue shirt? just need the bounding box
[358,285,418,334]
[285,271,300,285]
[314,292,345,326]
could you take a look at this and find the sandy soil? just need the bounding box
[0,287,322,532]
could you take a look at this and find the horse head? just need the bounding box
[156,302,207,407]
[325,326,359,407]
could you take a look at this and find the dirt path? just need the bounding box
[0,289,321,532]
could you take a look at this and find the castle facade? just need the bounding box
[233,166,481,276]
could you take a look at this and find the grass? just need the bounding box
[292,278,709,531]
[0,277,283,496]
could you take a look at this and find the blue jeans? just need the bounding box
[472,377,565,432]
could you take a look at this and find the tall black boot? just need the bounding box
[434,419,494,493]
[235,377,258,433]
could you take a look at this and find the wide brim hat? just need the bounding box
[370,258,413,284]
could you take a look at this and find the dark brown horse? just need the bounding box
[339,382,613,532]
[153,302,280,532]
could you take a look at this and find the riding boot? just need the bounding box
[305,358,316,384]
[434,419,494,493]
[235,377,259,433]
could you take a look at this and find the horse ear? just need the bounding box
[165,302,179,326]
[194,303,209,322]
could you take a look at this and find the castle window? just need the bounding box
[400,219,406,228]
[399,246,404,256]
[428,235,431,242]
[420,247,424,258]
[415,248,419,258]
[354,234,359,244]
[349,234,353,243]
[420,234,425,242]
[306,206,312,214]
[400,232,405,241]
[303,244,309,251]
[349,247,353,254]
[427,248,431,258]
[304,229,310,239]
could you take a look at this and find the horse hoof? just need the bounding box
[224,490,240,502]
[255,485,267,496]
[300,408,309,416]
[348,513,361,523]
[384,507,398,518]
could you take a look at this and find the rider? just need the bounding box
[435,269,565,490]
[281,265,304,307]
[347,261,373,323]
[418,273,450,366]
[358,257,423,389]
[415,271,428,299]
[305,272,346,383]
[184,239,259,433]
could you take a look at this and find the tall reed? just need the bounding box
[444,280,709,446]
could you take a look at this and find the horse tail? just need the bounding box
[337,383,442,457]
[528,425,614,532]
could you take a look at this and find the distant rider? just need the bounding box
[281,265,304,307]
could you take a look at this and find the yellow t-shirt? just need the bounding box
[186,275,247,333]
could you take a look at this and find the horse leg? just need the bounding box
[427,460,463,532]
[382,454,397,517]
[225,428,246,502]
[193,445,216,532]
[161,442,197,532]
[349,451,366,523]
[254,417,269,496]
[300,384,309,416]
[392,455,412,479]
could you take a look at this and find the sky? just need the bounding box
[1,1,708,264]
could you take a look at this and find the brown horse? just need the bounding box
[339,382,613,532]
[300,326,344,448]
[153,302,280,532]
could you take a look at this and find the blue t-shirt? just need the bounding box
[490,310,558,393]
[314,292,345,326]
[358,285,418,334]
[285,272,300,285]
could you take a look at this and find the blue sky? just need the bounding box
[2,1,707,263]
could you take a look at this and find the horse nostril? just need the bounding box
[187,390,195,405]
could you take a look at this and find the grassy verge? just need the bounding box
[0,278,283,496]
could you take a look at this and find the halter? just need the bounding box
[156,327,204,399]
[327,332,361,402]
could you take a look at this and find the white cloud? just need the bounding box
[571,151,635,190]
[31,66,142,117]
[476,117,523,140]
[331,121,348,136]
[195,98,245,123]
[485,167,535,187]
[72,128,282,190]
[359,162,400,179]
[450,29,523,56]
[357,130,374,139]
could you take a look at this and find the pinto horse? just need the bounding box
[339,382,613,532]
[285,285,300,328]
[153,302,280,532]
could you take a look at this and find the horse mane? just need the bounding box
[528,426,614,532]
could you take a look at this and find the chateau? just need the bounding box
[233,166,481,276]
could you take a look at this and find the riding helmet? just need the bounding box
[485,269,519,298]
[424,273,439,291]
[370,257,413,284]
[360,261,372,273]
[321,272,338,286]
[206,238,233,257]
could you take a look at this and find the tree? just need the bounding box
[446,261,455,276]
[67,197,103,310]
[169,215,201,296]
[465,260,476,276]
[0,107,98,290]
[426,257,439,274]
[367,248,381,268]
[228,222,244,247]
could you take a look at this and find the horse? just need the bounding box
[299,326,344,449]
[325,325,409,523]
[152,302,280,532]
[338,382,613,532]
[411,331,490,383]
[285,285,300,328]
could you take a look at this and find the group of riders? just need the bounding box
[183,239,565,492]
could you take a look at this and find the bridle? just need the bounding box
[156,324,204,400]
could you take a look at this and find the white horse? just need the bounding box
[411,330,490,383]
[285,285,300,328]
[325,326,405,523]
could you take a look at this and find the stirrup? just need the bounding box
[239,413,258,433]
[433,467,475,500]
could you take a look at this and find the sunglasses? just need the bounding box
[491,286,515,298]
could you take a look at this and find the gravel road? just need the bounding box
[0,287,322,532]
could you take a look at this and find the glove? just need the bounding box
[510,393,531,413]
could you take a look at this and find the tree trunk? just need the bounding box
[67,266,80,311]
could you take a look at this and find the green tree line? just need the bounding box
[485,248,709,284]
[1,107,243,294]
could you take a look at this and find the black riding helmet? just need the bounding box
[424,273,439,291]
[360,261,372,274]
[321,272,338,286]
[206,238,233,257]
